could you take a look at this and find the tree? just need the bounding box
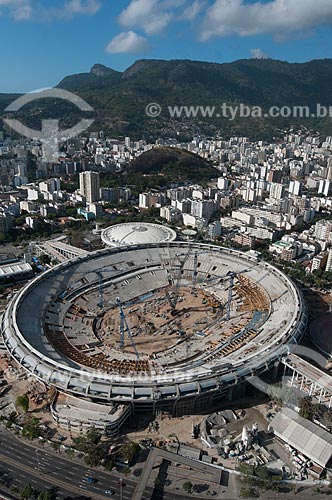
[37,490,56,500]
[84,445,104,467]
[255,465,273,490]
[118,442,139,465]
[240,487,259,498]
[104,459,114,471]
[298,396,319,421]
[65,448,75,458]
[16,394,29,413]
[20,483,34,500]
[237,463,255,478]
[39,255,51,265]
[183,481,193,494]
[72,427,105,467]
[22,417,41,440]
[52,442,60,453]
[86,427,102,445]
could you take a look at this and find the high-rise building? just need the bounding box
[79,171,100,203]
[217,177,229,190]
[191,199,216,219]
[311,252,328,272]
[325,248,332,272]
[268,170,282,183]
[289,180,302,196]
[318,180,331,197]
[270,182,285,200]
[17,163,27,177]
[207,221,222,239]
[314,220,332,242]
[39,178,61,194]
[0,212,14,235]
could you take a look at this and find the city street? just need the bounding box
[0,426,137,500]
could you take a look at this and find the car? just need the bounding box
[85,476,96,484]
[104,490,115,496]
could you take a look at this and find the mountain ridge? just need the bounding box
[2,58,332,139]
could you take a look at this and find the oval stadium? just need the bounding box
[2,243,307,418]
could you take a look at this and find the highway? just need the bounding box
[0,426,137,500]
[0,427,205,499]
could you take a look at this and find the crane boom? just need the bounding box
[69,266,115,309]
[225,274,234,321]
[192,251,198,290]
[171,246,192,310]
[116,297,140,360]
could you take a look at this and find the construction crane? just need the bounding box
[165,246,192,312]
[68,266,116,309]
[225,272,235,321]
[220,269,250,321]
[192,251,199,291]
[191,250,217,291]
[85,268,116,309]
[201,268,249,321]
[115,297,140,360]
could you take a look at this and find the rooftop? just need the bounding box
[269,407,332,468]
[0,261,32,278]
[101,222,177,247]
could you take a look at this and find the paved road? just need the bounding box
[0,426,137,500]
[0,427,208,499]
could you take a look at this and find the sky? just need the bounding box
[1,0,332,92]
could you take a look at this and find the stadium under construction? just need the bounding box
[1,242,307,426]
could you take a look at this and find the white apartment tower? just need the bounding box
[79,171,100,203]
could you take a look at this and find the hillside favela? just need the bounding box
[2,1,332,499]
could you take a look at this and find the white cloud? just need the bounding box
[178,0,205,21]
[0,0,32,20]
[106,31,150,54]
[52,0,101,19]
[250,48,268,59]
[0,0,101,21]
[118,0,189,35]
[200,0,332,41]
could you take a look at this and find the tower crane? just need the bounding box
[84,268,116,309]
[220,269,250,321]
[66,266,116,309]
[191,250,218,291]
[165,246,192,311]
[192,251,199,291]
[116,297,140,360]
[202,268,250,321]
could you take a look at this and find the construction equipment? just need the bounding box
[221,270,250,321]
[202,268,250,321]
[225,272,235,321]
[69,267,115,308]
[164,247,192,311]
[192,251,199,290]
[200,289,221,312]
[116,297,140,360]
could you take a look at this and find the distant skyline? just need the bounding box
[1,0,332,93]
